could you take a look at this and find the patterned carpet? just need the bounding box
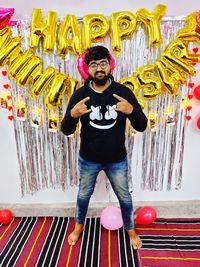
[0,217,139,267]
[137,218,200,267]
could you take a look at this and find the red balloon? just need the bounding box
[134,206,157,225]
[197,116,200,129]
[193,84,200,101]
[0,209,13,224]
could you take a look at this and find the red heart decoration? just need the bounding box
[7,95,11,100]
[188,82,194,88]
[192,63,197,66]
[186,106,192,111]
[193,47,199,53]
[3,84,9,89]
[8,106,12,111]
[8,115,14,120]
[186,115,191,121]
[188,94,193,99]
[2,71,7,76]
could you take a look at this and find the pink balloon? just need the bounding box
[109,54,115,72]
[134,206,157,225]
[77,51,115,80]
[9,20,17,26]
[100,206,123,230]
[0,8,15,13]
[77,53,89,80]
[0,8,15,30]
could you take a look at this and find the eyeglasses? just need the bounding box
[88,60,109,70]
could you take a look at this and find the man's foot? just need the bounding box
[68,223,84,245]
[127,229,142,249]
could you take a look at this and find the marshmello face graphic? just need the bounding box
[89,105,118,129]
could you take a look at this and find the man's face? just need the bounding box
[88,58,111,86]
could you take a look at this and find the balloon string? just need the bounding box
[0,217,15,241]
[24,217,46,267]
[108,230,111,267]
[66,245,73,267]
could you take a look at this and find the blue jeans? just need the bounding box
[75,156,134,230]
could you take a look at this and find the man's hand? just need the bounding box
[113,94,133,115]
[70,97,91,118]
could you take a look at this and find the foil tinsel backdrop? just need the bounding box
[4,17,190,196]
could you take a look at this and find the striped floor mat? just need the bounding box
[137,218,200,267]
[0,217,139,267]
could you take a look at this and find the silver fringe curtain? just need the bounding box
[6,17,189,195]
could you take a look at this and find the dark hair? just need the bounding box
[84,45,111,65]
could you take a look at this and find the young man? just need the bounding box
[61,45,147,249]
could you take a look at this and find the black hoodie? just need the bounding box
[61,76,147,163]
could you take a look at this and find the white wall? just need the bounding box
[2,0,200,19]
[1,0,200,205]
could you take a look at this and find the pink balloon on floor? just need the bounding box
[100,206,123,230]
[134,206,157,225]
[0,209,13,224]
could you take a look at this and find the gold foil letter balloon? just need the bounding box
[0,27,11,49]
[177,12,200,43]
[31,67,56,98]
[82,14,109,50]
[66,78,79,98]
[0,36,22,66]
[118,76,145,108]
[162,39,197,76]
[58,14,82,58]
[16,56,42,87]
[45,73,69,109]
[29,9,58,53]
[136,4,166,47]
[156,58,186,95]
[9,49,34,78]
[136,64,163,99]
[8,49,42,87]
[110,11,137,56]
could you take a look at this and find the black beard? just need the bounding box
[90,73,111,86]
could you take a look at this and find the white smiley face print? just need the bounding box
[89,105,118,129]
